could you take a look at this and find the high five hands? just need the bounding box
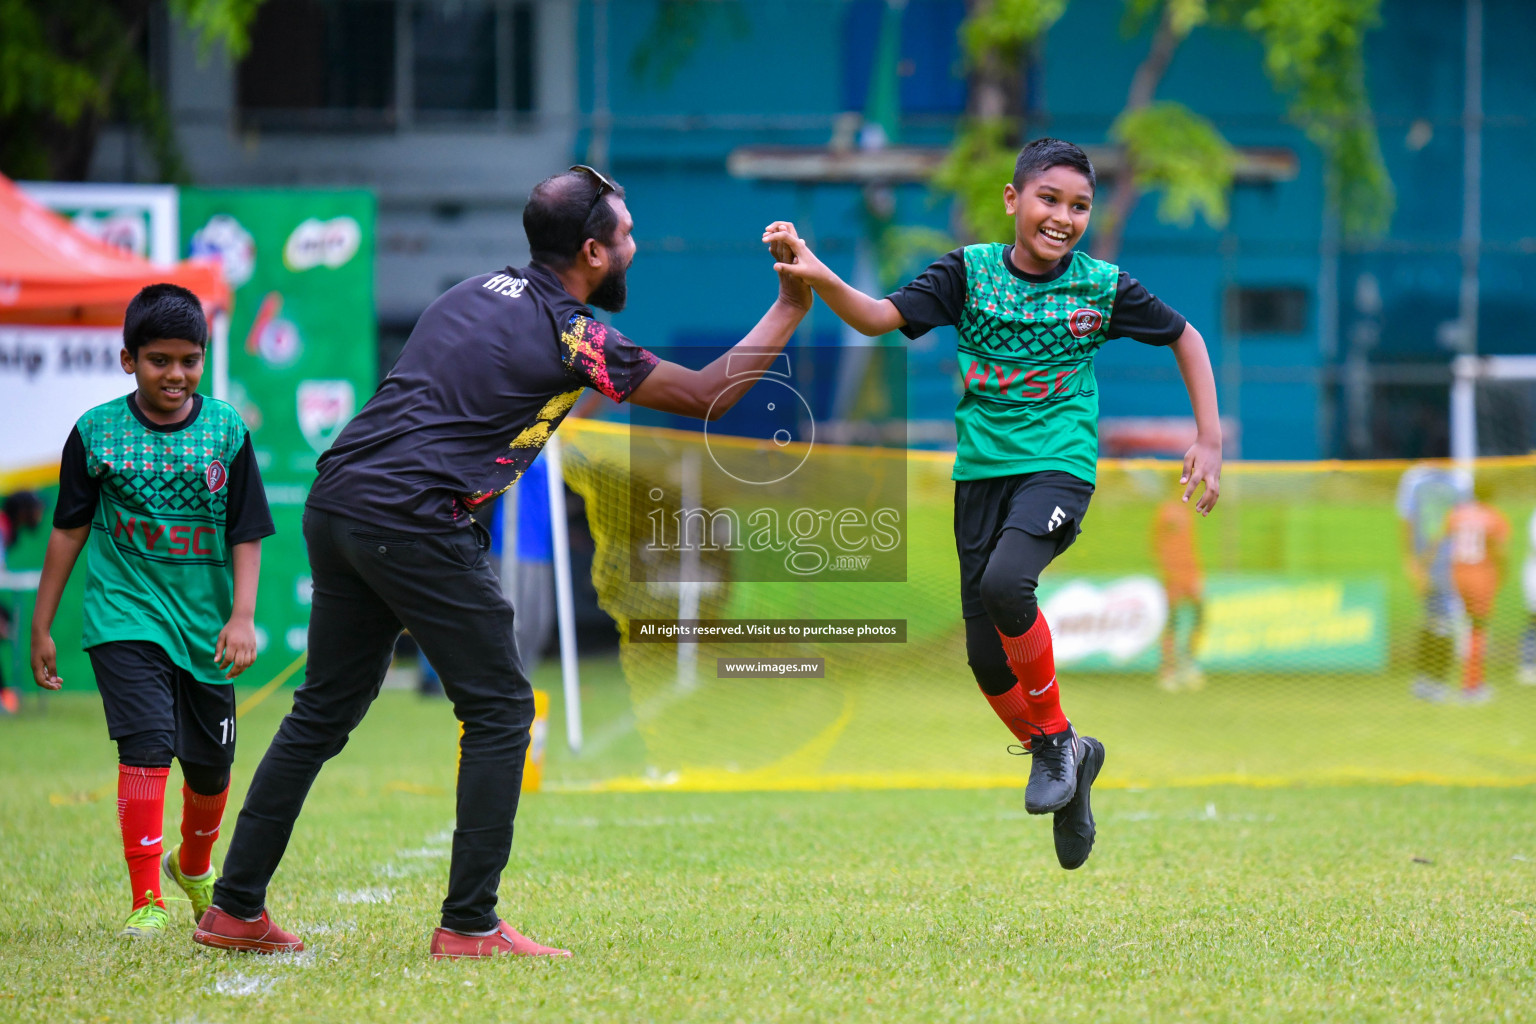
[765,221,814,311]
[763,221,834,291]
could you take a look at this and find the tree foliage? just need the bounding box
[1111,101,1236,229]
[933,118,1028,242]
[1235,0,1393,234]
[960,0,1070,62]
[934,0,1069,243]
[0,0,265,182]
[940,0,1393,254]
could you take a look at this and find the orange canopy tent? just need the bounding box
[0,173,228,324]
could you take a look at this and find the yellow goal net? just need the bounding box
[556,419,1536,792]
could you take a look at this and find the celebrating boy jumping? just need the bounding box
[765,137,1222,869]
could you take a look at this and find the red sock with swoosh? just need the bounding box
[985,614,1069,741]
[117,765,169,910]
[179,784,229,877]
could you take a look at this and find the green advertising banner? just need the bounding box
[181,189,376,680]
[1196,576,1387,672]
[1038,574,1387,674]
[1,189,375,693]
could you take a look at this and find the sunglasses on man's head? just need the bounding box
[570,164,617,222]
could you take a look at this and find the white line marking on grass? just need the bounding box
[395,846,449,859]
[579,679,706,759]
[378,862,431,878]
[213,974,274,997]
[296,921,355,935]
[337,887,394,904]
[263,950,316,968]
[547,814,716,828]
[578,711,638,758]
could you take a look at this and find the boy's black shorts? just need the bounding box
[954,470,1095,618]
[87,640,237,766]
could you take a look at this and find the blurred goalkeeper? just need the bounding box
[1445,478,1508,704]
[765,138,1222,870]
[1395,464,1470,702]
[1152,496,1205,692]
[196,166,813,959]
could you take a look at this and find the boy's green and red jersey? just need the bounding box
[888,244,1188,484]
[54,393,273,685]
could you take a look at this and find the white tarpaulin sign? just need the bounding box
[0,326,129,471]
[1039,576,1169,670]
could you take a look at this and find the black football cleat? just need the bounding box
[1020,724,1082,814]
[1053,735,1105,870]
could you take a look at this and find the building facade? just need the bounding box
[91,0,1536,459]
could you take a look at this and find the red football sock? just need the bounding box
[179,784,229,877]
[1464,627,1487,690]
[983,683,1041,746]
[991,614,1070,737]
[117,765,169,910]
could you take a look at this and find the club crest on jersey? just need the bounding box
[206,460,228,494]
[1067,308,1103,339]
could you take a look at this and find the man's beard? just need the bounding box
[588,259,628,313]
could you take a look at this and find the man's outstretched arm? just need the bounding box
[629,264,813,420]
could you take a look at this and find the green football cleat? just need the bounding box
[119,898,169,940]
[163,846,218,923]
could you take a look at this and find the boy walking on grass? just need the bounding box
[765,138,1222,869]
[30,284,273,938]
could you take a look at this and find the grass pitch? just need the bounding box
[3,658,1535,1023]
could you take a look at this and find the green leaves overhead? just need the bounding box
[170,0,268,60]
[933,118,1024,243]
[937,0,1393,247]
[1236,0,1393,234]
[1111,101,1237,229]
[0,0,268,181]
[960,0,1069,65]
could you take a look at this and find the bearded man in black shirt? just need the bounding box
[195,166,812,959]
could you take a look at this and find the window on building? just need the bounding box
[238,0,536,130]
[1231,287,1309,336]
[238,0,396,126]
[412,4,496,113]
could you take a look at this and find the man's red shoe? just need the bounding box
[0,688,19,715]
[193,906,304,954]
[429,920,571,960]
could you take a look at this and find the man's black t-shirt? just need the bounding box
[307,263,659,531]
[887,247,1187,345]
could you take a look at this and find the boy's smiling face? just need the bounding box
[1004,164,1095,273]
[121,337,203,421]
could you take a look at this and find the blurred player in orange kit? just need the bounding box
[1445,479,1509,704]
[1152,496,1204,691]
[1520,509,1536,686]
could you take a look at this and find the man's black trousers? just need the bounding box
[212,507,534,933]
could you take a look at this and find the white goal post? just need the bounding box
[544,434,584,755]
[1449,355,1536,465]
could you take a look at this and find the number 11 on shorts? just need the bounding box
[219,717,235,744]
